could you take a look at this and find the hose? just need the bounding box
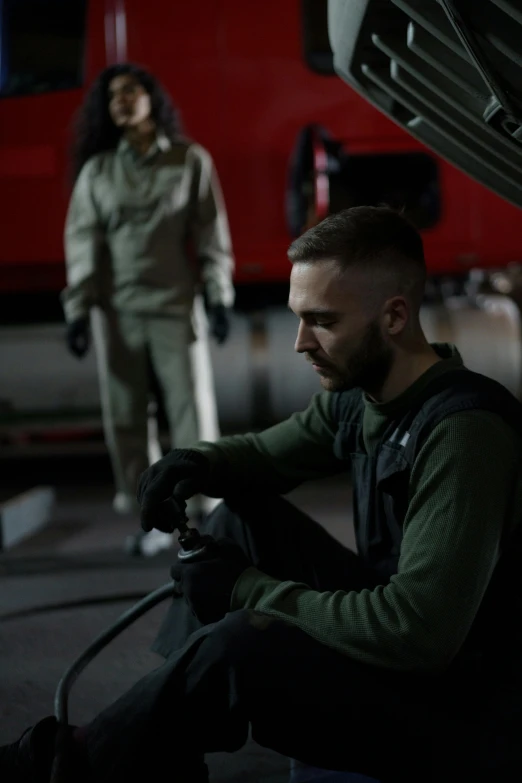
[43,510,200,780]
[46,582,176,783]
[50,518,203,724]
[53,581,176,725]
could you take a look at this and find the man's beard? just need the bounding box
[315,320,394,394]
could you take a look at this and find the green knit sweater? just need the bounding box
[195,344,522,673]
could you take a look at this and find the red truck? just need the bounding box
[0,0,520,450]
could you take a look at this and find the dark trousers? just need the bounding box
[82,495,502,783]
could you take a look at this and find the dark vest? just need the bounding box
[332,368,522,668]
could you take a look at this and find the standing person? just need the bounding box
[61,63,234,552]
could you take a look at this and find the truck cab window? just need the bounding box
[0,0,87,97]
[301,0,334,75]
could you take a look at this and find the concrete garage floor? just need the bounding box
[0,455,363,782]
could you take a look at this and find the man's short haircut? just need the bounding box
[287,206,427,309]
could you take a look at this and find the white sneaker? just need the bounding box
[125,528,174,557]
[113,492,136,515]
[140,529,174,556]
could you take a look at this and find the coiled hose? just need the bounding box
[49,581,176,782]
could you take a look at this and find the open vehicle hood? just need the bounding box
[328,0,522,208]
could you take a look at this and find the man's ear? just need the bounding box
[382,296,409,336]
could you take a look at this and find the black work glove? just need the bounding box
[171,536,251,625]
[66,317,90,359]
[137,449,210,533]
[208,304,230,345]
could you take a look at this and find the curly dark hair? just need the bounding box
[70,63,182,181]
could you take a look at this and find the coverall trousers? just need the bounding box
[80,495,506,783]
[90,297,219,513]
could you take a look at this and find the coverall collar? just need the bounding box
[117,132,171,161]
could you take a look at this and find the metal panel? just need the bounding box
[328,0,522,207]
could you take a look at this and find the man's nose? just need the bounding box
[294,321,318,354]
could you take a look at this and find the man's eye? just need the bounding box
[315,321,334,328]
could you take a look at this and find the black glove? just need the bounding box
[209,304,230,345]
[66,317,90,359]
[171,536,251,625]
[137,449,210,533]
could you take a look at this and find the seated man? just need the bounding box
[3,206,522,783]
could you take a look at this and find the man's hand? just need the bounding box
[171,537,250,625]
[137,449,210,533]
[209,304,230,345]
[66,318,90,359]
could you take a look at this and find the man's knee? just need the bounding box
[200,496,251,540]
[200,499,235,540]
[201,493,288,540]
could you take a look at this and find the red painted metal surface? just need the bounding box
[0,0,520,297]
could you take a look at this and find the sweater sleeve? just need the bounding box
[194,391,344,496]
[231,411,520,672]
